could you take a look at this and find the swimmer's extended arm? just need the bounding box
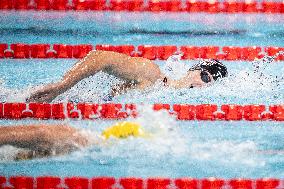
[27,51,156,102]
[0,125,89,159]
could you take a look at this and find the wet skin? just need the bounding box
[27,50,213,102]
[0,125,88,160]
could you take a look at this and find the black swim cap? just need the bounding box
[190,59,228,81]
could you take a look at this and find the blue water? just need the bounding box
[0,11,283,178]
[0,11,284,46]
[0,118,284,178]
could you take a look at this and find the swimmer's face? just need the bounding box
[183,69,214,88]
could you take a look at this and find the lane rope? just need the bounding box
[0,0,284,14]
[0,103,283,121]
[0,44,284,61]
[0,176,282,189]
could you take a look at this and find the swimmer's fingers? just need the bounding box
[26,87,50,101]
[27,88,59,103]
[27,92,54,103]
[26,83,62,103]
[26,92,48,102]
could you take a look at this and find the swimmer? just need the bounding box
[27,51,228,102]
[0,122,144,161]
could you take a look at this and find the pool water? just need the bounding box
[0,11,284,46]
[0,11,283,178]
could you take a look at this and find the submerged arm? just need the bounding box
[0,125,89,159]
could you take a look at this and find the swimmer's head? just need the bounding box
[170,59,228,88]
[189,59,228,81]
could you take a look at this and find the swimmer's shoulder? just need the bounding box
[89,50,155,64]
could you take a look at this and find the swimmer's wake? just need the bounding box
[0,122,148,161]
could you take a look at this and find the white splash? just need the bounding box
[0,145,23,161]
[189,140,264,167]
[53,71,122,103]
[162,54,189,80]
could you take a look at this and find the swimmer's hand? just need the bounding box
[38,125,89,153]
[102,122,149,139]
[0,125,89,158]
[26,83,62,103]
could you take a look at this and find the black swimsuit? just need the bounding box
[163,77,168,86]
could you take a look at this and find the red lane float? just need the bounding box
[148,0,182,12]
[0,44,8,58]
[1,0,284,13]
[110,0,144,11]
[36,176,61,189]
[147,178,171,189]
[223,1,244,13]
[202,178,225,189]
[8,176,34,189]
[262,2,283,13]
[0,103,283,121]
[230,179,253,189]
[0,176,281,189]
[256,178,280,189]
[64,177,89,189]
[175,178,198,189]
[30,44,51,58]
[120,177,144,189]
[53,44,73,58]
[0,44,283,61]
[73,0,107,10]
[92,177,116,189]
[173,104,196,120]
[186,1,221,13]
[221,104,243,120]
[73,44,93,58]
[269,105,284,121]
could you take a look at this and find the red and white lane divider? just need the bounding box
[0,103,284,121]
[0,176,282,189]
[0,44,284,61]
[1,0,284,13]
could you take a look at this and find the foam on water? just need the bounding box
[189,140,263,167]
[0,146,23,161]
[54,71,122,103]
[62,105,188,162]
[55,106,264,170]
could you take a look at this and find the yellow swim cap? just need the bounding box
[102,121,145,139]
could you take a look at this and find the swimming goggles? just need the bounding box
[188,66,212,84]
[200,70,211,83]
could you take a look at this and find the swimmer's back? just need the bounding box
[90,50,163,83]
